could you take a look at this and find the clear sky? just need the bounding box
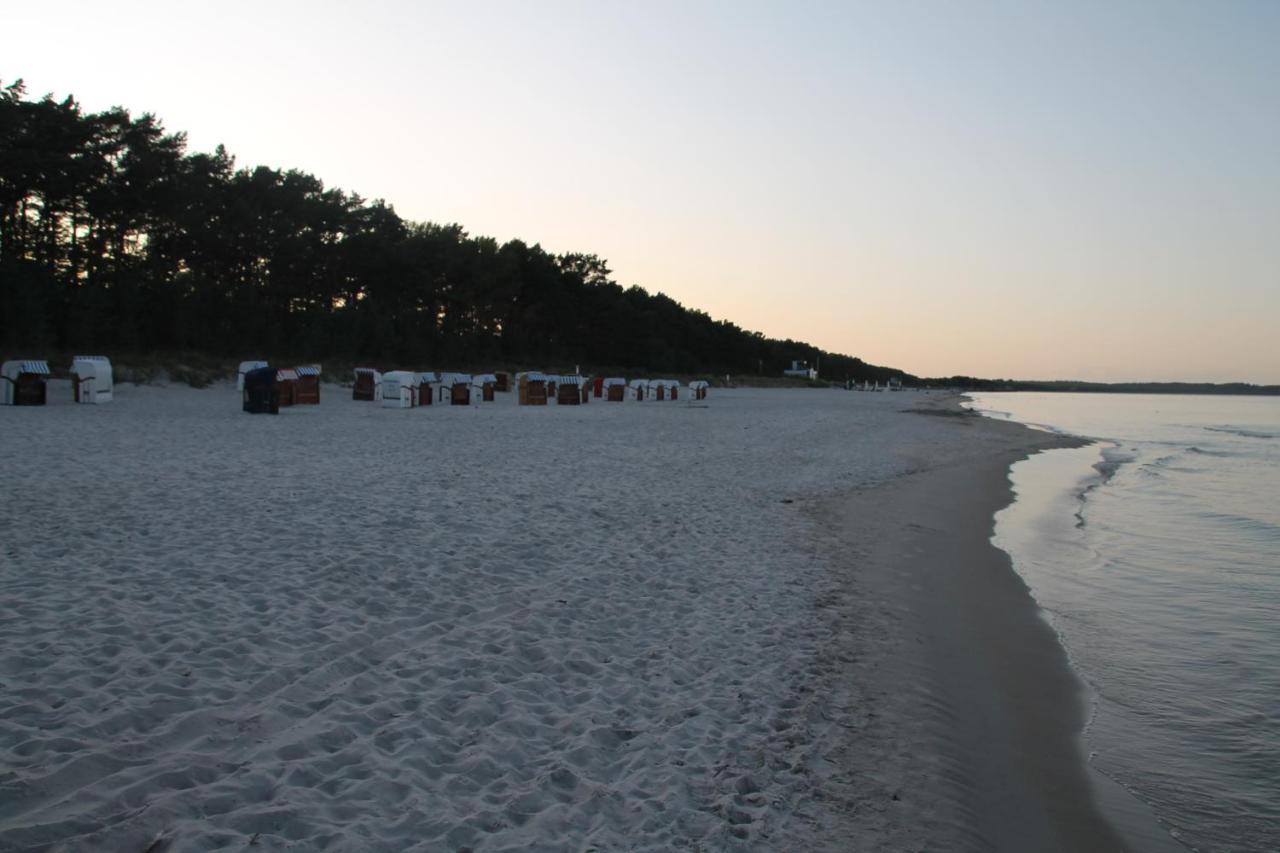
[5,1,1278,382]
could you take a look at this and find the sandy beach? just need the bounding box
[2,382,1123,851]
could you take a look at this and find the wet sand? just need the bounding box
[816,398,1148,851]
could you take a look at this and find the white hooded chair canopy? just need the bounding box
[381,370,417,407]
[71,356,113,403]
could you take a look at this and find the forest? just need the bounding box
[0,79,908,384]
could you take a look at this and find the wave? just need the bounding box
[1095,446,1136,482]
[1143,451,1213,475]
[1195,510,1280,539]
[1072,443,1129,528]
[1204,426,1276,440]
[1187,446,1234,458]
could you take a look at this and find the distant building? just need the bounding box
[783,359,818,380]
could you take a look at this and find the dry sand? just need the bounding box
[1,383,1123,851]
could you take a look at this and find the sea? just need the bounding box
[964,392,1279,853]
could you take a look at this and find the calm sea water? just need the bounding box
[965,393,1279,853]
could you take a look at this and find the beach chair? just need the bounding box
[604,378,627,401]
[237,360,269,391]
[71,356,114,404]
[473,374,498,402]
[276,368,299,407]
[556,376,582,405]
[242,366,278,414]
[518,372,548,405]
[1,360,51,406]
[416,372,438,405]
[381,371,418,408]
[294,365,321,404]
[437,373,472,405]
[353,368,381,401]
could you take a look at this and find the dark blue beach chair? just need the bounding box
[242,366,279,414]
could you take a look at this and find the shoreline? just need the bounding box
[814,396,1129,851]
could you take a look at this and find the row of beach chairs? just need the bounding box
[240,364,710,414]
[238,363,322,414]
[0,356,708,413]
[348,369,709,409]
[1,357,113,406]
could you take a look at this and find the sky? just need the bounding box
[4,0,1278,382]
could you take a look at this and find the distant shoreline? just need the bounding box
[924,382,1280,395]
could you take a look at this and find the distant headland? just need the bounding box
[921,378,1280,395]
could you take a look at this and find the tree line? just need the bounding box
[0,78,907,383]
